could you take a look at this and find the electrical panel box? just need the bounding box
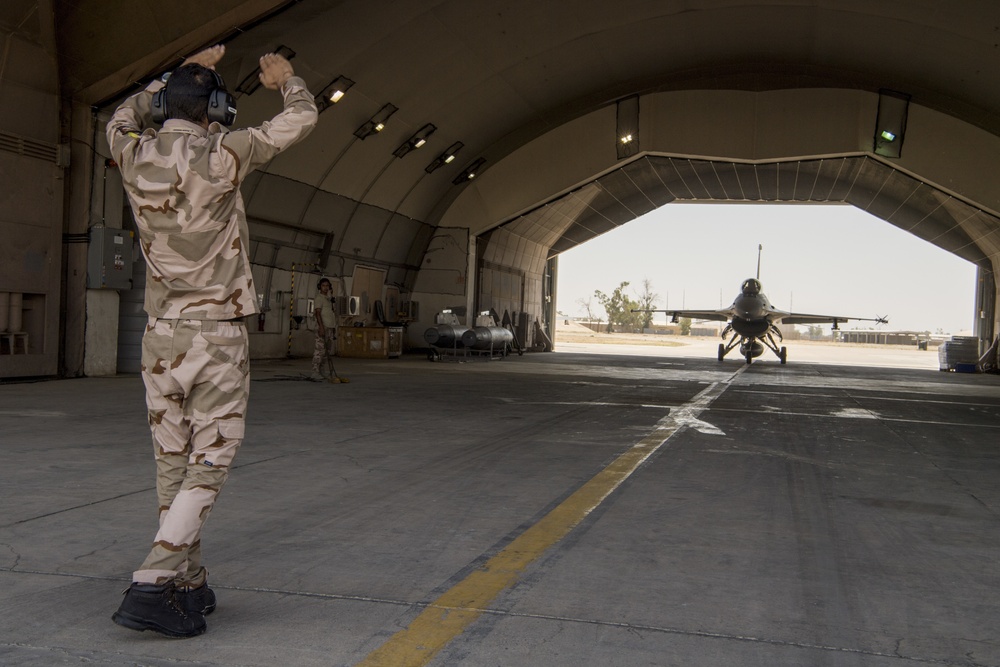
[87,227,134,290]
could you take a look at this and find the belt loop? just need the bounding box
[202,320,218,333]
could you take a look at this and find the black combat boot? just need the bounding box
[112,582,207,638]
[178,581,217,616]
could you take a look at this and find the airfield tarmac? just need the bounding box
[553,324,940,370]
[2,335,999,666]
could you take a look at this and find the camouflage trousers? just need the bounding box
[311,328,336,371]
[134,317,249,586]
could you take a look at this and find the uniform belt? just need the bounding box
[154,317,246,329]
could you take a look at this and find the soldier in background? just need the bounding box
[311,278,337,379]
[106,44,317,637]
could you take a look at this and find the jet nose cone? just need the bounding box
[735,295,766,320]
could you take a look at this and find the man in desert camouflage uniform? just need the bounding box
[311,278,337,378]
[106,44,317,637]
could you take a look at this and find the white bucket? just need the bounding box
[8,292,22,333]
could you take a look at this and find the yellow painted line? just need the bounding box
[356,368,745,667]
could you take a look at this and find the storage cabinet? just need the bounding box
[338,326,403,358]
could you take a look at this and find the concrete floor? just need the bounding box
[1,344,999,666]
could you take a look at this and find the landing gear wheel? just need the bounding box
[745,350,753,365]
[779,346,787,364]
[718,343,726,361]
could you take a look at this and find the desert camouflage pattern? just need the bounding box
[134,317,248,585]
[106,76,318,320]
[312,328,337,372]
[108,72,317,585]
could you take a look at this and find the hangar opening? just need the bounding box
[555,203,977,343]
[482,156,997,356]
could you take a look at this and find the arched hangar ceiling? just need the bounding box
[21,1,1000,274]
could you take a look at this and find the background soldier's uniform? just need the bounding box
[107,73,317,587]
[312,291,337,374]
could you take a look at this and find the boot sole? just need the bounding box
[112,610,206,638]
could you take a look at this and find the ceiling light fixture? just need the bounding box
[235,45,296,96]
[425,142,464,173]
[451,157,486,185]
[316,75,355,113]
[393,123,437,158]
[354,103,398,140]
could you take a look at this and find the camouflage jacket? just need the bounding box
[106,75,318,320]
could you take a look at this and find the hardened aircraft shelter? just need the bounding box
[1,0,999,378]
[3,3,1000,667]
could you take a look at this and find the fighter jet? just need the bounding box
[632,248,887,364]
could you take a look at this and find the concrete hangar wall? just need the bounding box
[1,1,999,379]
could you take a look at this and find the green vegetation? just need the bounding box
[594,281,644,332]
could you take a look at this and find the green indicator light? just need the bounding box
[880,130,896,142]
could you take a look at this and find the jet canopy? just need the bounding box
[741,278,762,296]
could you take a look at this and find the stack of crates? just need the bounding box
[938,336,980,372]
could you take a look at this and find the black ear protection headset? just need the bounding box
[151,67,237,126]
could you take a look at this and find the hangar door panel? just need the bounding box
[478,260,525,335]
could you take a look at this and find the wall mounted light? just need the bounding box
[451,157,486,185]
[393,123,437,158]
[425,141,463,173]
[616,95,639,159]
[354,103,398,139]
[873,89,910,158]
[315,75,355,113]
[235,45,296,96]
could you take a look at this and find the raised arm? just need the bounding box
[221,52,319,179]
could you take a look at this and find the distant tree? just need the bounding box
[806,324,823,339]
[595,281,644,332]
[679,317,692,336]
[576,296,598,323]
[636,277,660,330]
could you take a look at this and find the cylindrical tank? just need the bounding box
[424,324,469,348]
[461,326,513,350]
[7,292,22,333]
[740,340,764,358]
[0,292,8,332]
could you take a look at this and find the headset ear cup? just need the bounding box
[207,88,237,126]
[151,88,166,124]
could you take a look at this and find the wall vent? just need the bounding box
[0,131,59,163]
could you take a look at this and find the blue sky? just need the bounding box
[555,203,977,334]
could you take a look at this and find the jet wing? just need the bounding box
[632,308,733,323]
[775,312,888,327]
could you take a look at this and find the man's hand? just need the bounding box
[259,52,294,91]
[182,44,225,70]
